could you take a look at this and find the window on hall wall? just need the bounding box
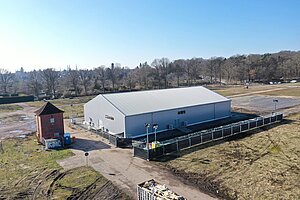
[105,115,114,120]
[177,110,186,115]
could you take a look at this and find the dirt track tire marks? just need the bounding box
[66,178,125,200]
[46,172,66,200]
[67,178,107,200]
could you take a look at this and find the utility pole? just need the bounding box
[273,99,278,113]
[145,123,150,149]
[153,124,158,142]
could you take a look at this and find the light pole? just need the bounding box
[145,123,150,149]
[273,99,278,113]
[153,124,158,142]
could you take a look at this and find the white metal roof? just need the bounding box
[98,86,230,116]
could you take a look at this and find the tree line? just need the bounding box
[0,51,299,98]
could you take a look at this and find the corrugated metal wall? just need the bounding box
[125,100,231,138]
[84,95,125,135]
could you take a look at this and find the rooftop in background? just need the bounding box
[34,101,64,116]
[94,86,230,116]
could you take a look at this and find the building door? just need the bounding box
[98,119,103,129]
[174,119,181,128]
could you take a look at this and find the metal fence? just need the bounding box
[84,127,132,147]
[133,112,283,160]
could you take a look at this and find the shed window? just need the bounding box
[178,110,186,115]
[50,118,55,123]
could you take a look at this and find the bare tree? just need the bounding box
[139,62,152,89]
[95,65,106,93]
[28,70,42,97]
[213,57,224,85]
[67,67,80,96]
[124,67,135,90]
[79,69,92,95]
[172,60,185,87]
[160,58,170,88]
[0,68,14,93]
[41,68,60,98]
[106,63,122,91]
[151,59,162,88]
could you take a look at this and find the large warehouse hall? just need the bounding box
[84,86,231,138]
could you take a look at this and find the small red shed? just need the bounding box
[35,102,64,143]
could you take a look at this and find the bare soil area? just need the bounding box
[0,103,36,140]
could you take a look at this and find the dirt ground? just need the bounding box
[0,103,36,140]
[58,124,215,200]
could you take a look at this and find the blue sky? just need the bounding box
[0,0,299,71]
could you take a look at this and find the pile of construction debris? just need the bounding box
[137,179,185,200]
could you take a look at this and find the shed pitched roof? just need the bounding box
[34,102,64,116]
[94,86,230,116]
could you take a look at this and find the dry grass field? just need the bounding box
[212,83,300,97]
[27,96,95,119]
[211,84,280,97]
[165,113,300,200]
[260,87,300,97]
[0,104,23,114]
[0,135,131,200]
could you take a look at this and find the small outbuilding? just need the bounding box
[35,102,64,144]
[84,86,231,138]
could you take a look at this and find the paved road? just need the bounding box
[58,128,216,200]
[231,95,300,113]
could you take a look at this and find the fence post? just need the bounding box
[222,127,224,138]
[231,125,233,135]
[147,148,150,161]
[0,140,3,154]
[189,137,191,147]
[201,133,203,144]
[176,140,179,152]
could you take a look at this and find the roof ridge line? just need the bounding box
[101,94,127,116]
